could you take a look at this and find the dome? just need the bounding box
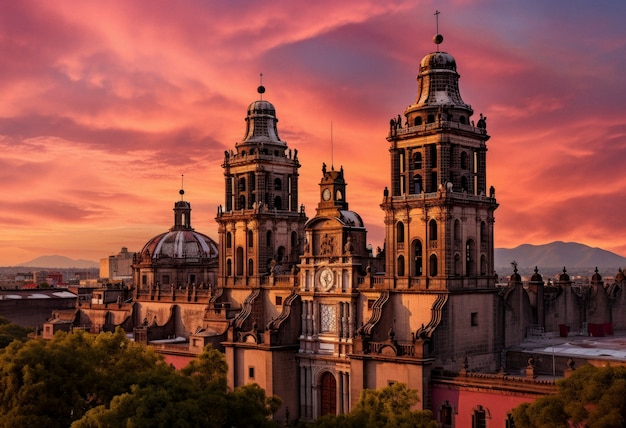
[247,100,276,116]
[559,267,570,282]
[530,266,543,282]
[140,230,218,260]
[419,51,457,72]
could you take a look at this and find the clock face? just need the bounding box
[322,188,331,201]
[319,268,334,290]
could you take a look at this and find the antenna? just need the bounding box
[330,121,334,170]
[179,174,185,200]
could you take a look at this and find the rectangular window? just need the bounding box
[248,367,255,379]
[275,296,283,305]
[367,299,375,309]
[162,275,170,285]
[471,312,478,326]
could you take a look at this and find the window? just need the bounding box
[236,247,244,276]
[266,230,272,247]
[274,178,282,190]
[226,232,232,249]
[471,312,478,326]
[397,255,405,276]
[239,177,246,191]
[367,299,375,309]
[274,196,282,210]
[461,151,469,169]
[413,152,422,169]
[412,174,422,194]
[466,240,475,276]
[396,222,405,243]
[429,144,437,168]
[413,240,423,276]
[226,259,232,276]
[472,406,487,428]
[275,296,283,305]
[238,195,245,210]
[249,366,255,379]
[248,230,253,247]
[429,254,438,276]
[162,275,170,284]
[414,116,422,126]
[440,402,453,428]
[248,259,254,276]
[429,219,438,241]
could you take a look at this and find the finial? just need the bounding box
[257,73,265,100]
[179,174,185,201]
[433,10,443,50]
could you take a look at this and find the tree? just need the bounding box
[0,317,32,348]
[512,365,626,428]
[310,382,437,428]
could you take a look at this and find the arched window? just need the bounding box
[413,152,422,169]
[439,401,453,428]
[274,178,282,190]
[461,152,469,170]
[239,177,246,191]
[472,405,487,428]
[481,254,487,275]
[429,219,438,241]
[396,222,405,243]
[480,221,488,244]
[247,230,253,247]
[454,253,461,276]
[266,230,272,247]
[277,246,285,263]
[429,254,438,276]
[413,240,423,276]
[248,259,254,276]
[454,219,461,244]
[397,255,405,276]
[226,259,232,276]
[226,232,232,249]
[414,116,422,126]
[320,372,337,416]
[291,231,298,249]
[236,247,244,276]
[274,196,282,210]
[466,239,476,277]
[412,174,422,194]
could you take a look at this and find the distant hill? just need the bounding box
[17,255,99,269]
[495,241,626,274]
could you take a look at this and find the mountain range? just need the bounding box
[494,241,626,275]
[16,255,99,269]
[9,242,626,273]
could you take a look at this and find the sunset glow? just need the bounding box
[2,1,626,266]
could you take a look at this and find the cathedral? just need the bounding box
[44,29,626,427]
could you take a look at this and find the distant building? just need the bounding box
[100,247,135,281]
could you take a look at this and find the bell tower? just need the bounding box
[216,84,307,287]
[382,30,498,291]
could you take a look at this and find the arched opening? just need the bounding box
[412,240,423,277]
[454,253,461,276]
[239,177,246,191]
[461,152,469,170]
[429,254,438,276]
[266,230,272,247]
[236,247,244,276]
[291,231,298,250]
[466,239,476,276]
[396,221,405,243]
[460,116,466,124]
[427,114,435,124]
[226,259,232,276]
[454,219,461,244]
[247,230,253,247]
[429,219,438,241]
[274,196,282,210]
[248,259,254,276]
[461,176,468,192]
[397,255,405,276]
[480,254,487,275]
[414,116,422,126]
[320,372,337,417]
[277,246,285,263]
[480,221,488,245]
[413,152,422,169]
[412,174,422,194]
[226,232,232,249]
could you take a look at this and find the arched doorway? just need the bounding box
[320,372,337,416]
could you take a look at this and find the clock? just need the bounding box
[319,268,334,291]
[322,188,331,201]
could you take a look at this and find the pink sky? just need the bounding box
[1,1,626,266]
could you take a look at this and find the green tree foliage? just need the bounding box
[0,316,32,348]
[310,382,437,428]
[0,329,282,428]
[512,365,626,428]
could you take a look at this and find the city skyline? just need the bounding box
[1,1,625,266]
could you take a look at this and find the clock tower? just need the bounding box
[297,164,369,420]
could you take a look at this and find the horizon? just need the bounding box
[2,1,626,266]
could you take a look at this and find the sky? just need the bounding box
[1,0,626,266]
